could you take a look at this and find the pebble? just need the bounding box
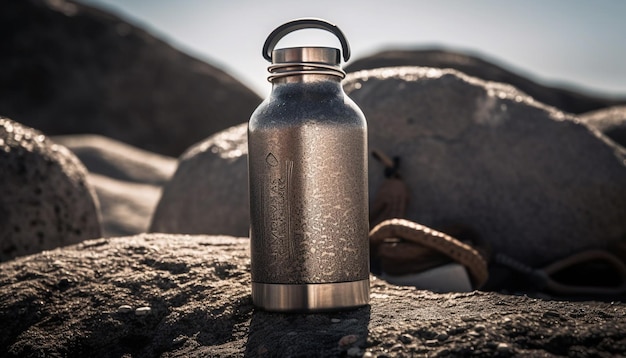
[436,333,449,341]
[117,305,132,313]
[331,318,341,323]
[399,333,414,344]
[390,343,404,352]
[135,306,151,316]
[474,324,486,332]
[425,339,439,347]
[543,311,561,319]
[497,343,512,354]
[468,330,481,337]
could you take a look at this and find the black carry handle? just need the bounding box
[262,18,351,62]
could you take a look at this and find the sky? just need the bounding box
[78,0,626,98]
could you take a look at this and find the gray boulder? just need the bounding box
[150,124,248,237]
[149,67,626,267]
[345,49,626,114]
[579,106,626,148]
[0,0,261,156]
[347,67,626,266]
[0,234,624,357]
[0,117,101,261]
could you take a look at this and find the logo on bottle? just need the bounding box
[265,153,294,261]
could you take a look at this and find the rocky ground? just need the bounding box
[1,235,624,357]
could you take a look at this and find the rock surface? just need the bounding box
[0,234,624,357]
[0,117,101,262]
[580,105,626,148]
[0,0,261,156]
[150,124,249,237]
[345,49,626,114]
[150,67,626,267]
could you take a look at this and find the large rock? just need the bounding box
[347,67,626,266]
[579,106,626,148]
[150,124,248,237]
[1,234,624,357]
[0,0,261,156]
[345,49,626,114]
[0,117,101,261]
[150,67,626,268]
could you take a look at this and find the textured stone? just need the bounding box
[0,0,261,156]
[345,49,626,114]
[0,117,101,261]
[0,234,624,357]
[345,67,626,266]
[579,105,626,148]
[150,67,626,268]
[150,124,248,236]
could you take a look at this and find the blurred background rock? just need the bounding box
[0,0,261,157]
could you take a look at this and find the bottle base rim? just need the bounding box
[252,279,370,312]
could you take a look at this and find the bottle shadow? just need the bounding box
[244,305,371,357]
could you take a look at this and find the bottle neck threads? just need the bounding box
[268,47,345,82]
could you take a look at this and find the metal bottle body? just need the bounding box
[248,76,369,311]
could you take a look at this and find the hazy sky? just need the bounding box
[78,0,626,98]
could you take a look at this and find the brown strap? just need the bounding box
[369,149,488,289]
[542,250,626,295]
[370,218,489,289]
[375,240,452,275]
[496,250,626,296]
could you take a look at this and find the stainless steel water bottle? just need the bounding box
[248,18,369,312]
